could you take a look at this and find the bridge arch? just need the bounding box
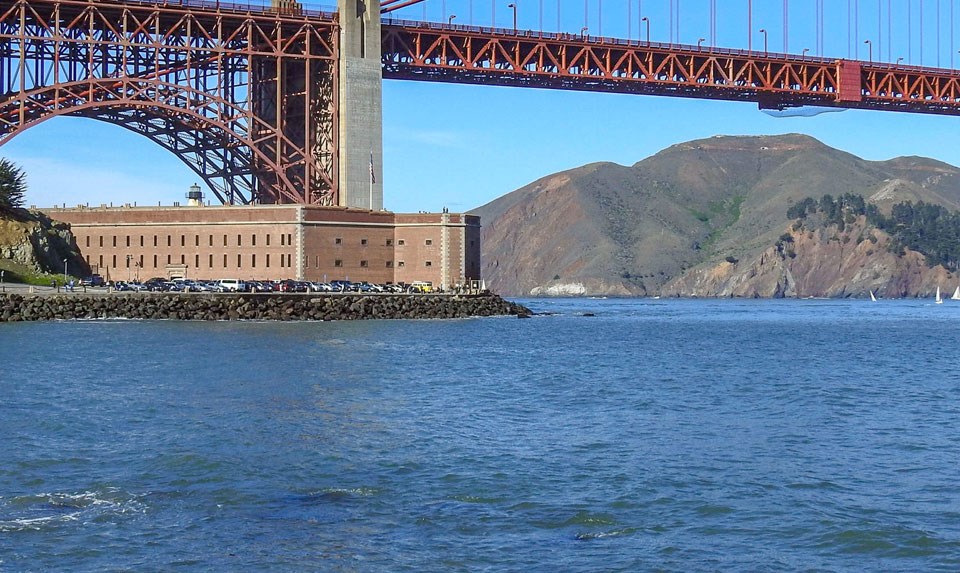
[0,0,339,206]
[0,78,327,205]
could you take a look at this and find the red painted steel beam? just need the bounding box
[0,0,341,206]
[381,20,960,116]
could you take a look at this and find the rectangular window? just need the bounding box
[153,255,157,268]
[112,254,117,267]
[223,254,227,268]
[398,261,405,267]
[287,253,292,267]
[125,256,130,268]
[386,261,393,268]
[360,260,368,267]
[425,239,433,246]
[223,235,227,247]
[167,254,171,264]
[195,235,199,247]
[85,236,90,248]
[334,259,343,267]
[335,237,342,245]
[266,235,271,246]
[138,255,143,267]
[153,235,158,247]
[386,239,393,246]
[180,235,185,247]
[180,254,185,264]
[167,235,171,247]
[140,235,144,248]
[237,254,242,268]
[280,255,285,268]
[252,254,256,268]
[397,239,405,246]
[287,233,292,246]
[112,236,117,247]
[237,234,242,247]
[314,256,319,268]
[425,261,432,267]
[209,254,213,268]
[99,236,103,248]
[195,254,199,268]
[252,235,257,247]
[98,254,103,267]
[126,236,130,247]
[281,234,286,246]
[266,254,271,268]
[209,235,213,247]
[361,238,367,245]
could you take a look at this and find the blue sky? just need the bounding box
[5,0,960,213]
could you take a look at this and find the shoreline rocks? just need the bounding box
[0,293,530,322]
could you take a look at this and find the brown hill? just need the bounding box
[471,134,960,297]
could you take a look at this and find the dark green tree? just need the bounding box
[0,158,26,212]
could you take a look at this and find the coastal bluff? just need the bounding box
[0,292,530,322]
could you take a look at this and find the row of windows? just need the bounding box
[87,233,296,249]
[90,253,295,270]
[86,235,437,249]
[88,253,433,270]
[331,238,431,246]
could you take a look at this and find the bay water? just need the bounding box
[2,298,960,571]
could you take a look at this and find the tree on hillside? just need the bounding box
[0,158,26,212]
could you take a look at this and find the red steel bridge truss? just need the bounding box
[382,21,960,116]
[0,0,339,205]
[5,2,960,207]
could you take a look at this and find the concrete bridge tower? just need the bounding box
[338,0,384,210]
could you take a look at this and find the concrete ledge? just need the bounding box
[0,292,530,321]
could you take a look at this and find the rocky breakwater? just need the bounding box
[0,293,531,322]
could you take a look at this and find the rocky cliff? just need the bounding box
[472,134,960,297]
[0,209,89,277]
[663,218,954,298]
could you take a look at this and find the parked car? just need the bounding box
[80,274,104,287]
[218,279,247,292]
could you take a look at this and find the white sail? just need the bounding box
[936,286,943,304]
[870,290,877,302]
[952,286,960,301]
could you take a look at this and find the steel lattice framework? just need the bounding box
[0,0,339,205]
[382,21,960,116]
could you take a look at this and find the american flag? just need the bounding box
[369,151,376,184]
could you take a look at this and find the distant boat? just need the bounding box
[936,286,944,304]
[870,290,877,302]
[952,286,960,301]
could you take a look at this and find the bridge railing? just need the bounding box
[383,16,960,75]
[119,0,336,18]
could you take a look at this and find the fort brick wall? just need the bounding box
[43,205,481,288]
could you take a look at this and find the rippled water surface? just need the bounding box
[2,298,960,572]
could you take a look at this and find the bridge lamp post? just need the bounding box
[507,3,517,32]
[864,39,872,62]
[802,47,809,58]
[126,254,133,282]
[448,14,456,24]
[642,17,650,45]
[897,56,904,65]
[581,26,588,39]
[759,28,768,55]
[63,258,68,286]
[697,37,705,51]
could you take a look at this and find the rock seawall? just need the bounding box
[0,293,530,322]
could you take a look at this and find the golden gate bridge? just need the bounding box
[2,0,959,207]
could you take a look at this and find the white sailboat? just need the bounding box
[952,286,960,301]
[936,286,944,304]
[870,290,877,302]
